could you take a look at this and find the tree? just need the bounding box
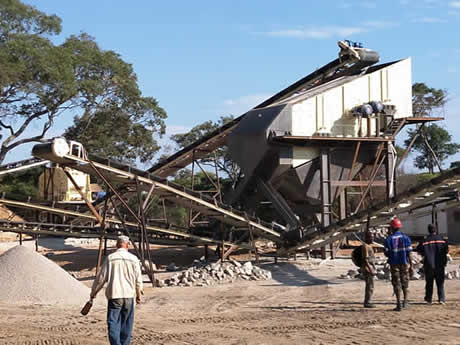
[404,124,460,173]
[412,82,446,117]
[403,83,459,173]
[0,166,41,197]
[170,115,241,187]
[0,1,166,164]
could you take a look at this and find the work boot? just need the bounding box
[402,300,410,309]
[393,304,402,312]
[364,303,376,308]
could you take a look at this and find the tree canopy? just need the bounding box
[403,83,458,173]
[170,115,241,187]
[412,82,446,117]
[404,123,459,173]
[0,0,166,164]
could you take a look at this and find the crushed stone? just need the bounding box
[0,245,89,305]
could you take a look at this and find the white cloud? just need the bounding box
[338,2,353,9]
[401,0,441,7]
[410,17,446,23]
[363,20,399,28]
[449,1,460,8]
[223,93,271,110]
[262,21,397,40]
[360,2,377,8]
[222,93,271,117]
[265,26,366,39]
[338,1,376,8]
[165,125,192,136]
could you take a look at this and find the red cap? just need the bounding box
[390,218,402,229]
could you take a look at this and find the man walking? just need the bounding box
[90,235,143,345]
[384,218,413,311]
[362,231,376,308]
[416,224,448,304]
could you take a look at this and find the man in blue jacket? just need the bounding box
[384,218,413,311]
[416,224,448,304]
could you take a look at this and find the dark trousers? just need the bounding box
[107,298,135,345]
[424,266,445,303]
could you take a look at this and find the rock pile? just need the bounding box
[158,260,272,287]
[0,245,89,305]
[339,252,460,281]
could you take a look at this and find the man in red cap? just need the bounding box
[384,218,413,311]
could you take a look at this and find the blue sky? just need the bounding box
[6,0,460,171]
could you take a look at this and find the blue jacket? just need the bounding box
[384,231,412,265]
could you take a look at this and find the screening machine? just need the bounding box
[226,41,418,243]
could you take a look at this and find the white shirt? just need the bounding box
[91,248,143,300]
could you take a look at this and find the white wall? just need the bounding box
[291,58,413,137]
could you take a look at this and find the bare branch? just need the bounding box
[0,120,14,135]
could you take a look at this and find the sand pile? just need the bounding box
[0,245,89,305]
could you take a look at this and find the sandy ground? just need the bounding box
[1,238,460,345]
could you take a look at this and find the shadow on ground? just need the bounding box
[261,262,335,287]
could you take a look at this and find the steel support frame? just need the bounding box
[63,168,108,275]
[86,161,156,286]
[319,148,332,259]
[188,149,223,228]
[353,143,387,213]
[385,141,396,205]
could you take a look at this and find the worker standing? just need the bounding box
[90,235,143,345]
[416,224,448,304]
[384,218,413,311]
[362,231,377,308]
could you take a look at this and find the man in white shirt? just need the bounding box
[90,235,143,345]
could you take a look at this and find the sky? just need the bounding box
[5,0,460,171]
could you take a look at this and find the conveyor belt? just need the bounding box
[0,198,249,248]
[0,220,234,246]
[148,47,377,178]
[278,167,460,254]
[0,158,48,176]
[40,152,282,242]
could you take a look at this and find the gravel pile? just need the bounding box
[158,260,272,287]
[0,246,89,305]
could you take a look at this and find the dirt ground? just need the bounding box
[1,238,460,345]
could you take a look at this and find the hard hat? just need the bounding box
[390,218,402,229]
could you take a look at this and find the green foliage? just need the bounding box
[450,161,460,169]
[171,115,240,186]
[0,1,166,164]
[172,169,217,191]
[0,0,61,39]
[412,82,446,117]
[404,124,460,173]
[403,83,458,173]
[0,167,42,197]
